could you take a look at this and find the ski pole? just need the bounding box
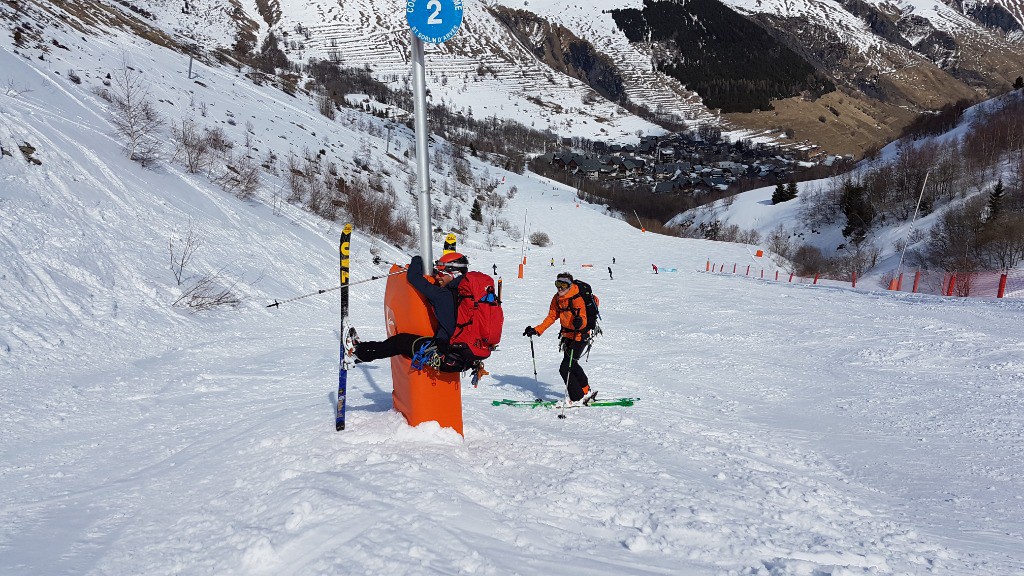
[528,334,539,383]
[558,345,575,420]
[267,269,405,308]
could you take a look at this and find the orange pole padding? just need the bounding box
[775,271,779,281]
[852,271,857,288]
[789,273,794,282]
[946,274,956,296]
[522,256,527,265]
[897,273,903,291]
[518,263,524,279]
[998,273,1008,298]
[706,260,710,271]
[384,265,463,436]
[888,277,899,291]
[813,273,820,285]
[912,271,921,293]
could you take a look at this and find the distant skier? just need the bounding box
[608,266,613,280]
[492,263,497,275]
[652,264,658,274]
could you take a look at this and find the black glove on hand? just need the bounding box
[408,255,424,275]
[523,326,538,337]
[572,315,583,329]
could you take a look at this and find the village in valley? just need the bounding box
[537,130,854,199]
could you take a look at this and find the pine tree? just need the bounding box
[771,182,786,204]
[785,180,798,201]
[840,183,874,245]
[987,179,1005,222]
[470,198,483,222]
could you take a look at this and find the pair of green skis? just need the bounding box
[491,397,639,409]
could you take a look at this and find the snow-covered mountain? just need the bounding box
[8,0,1023,157]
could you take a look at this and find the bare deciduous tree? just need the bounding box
[317,91,336,120]
[286,154,306,203]
[108,60,164,165]
[173,267,242,311]
[168,218,201,285]
[172,117,210,174]
[3,79,32,97]
[168,220,243,311]
[216,153,262,200]
[766,224,793,265]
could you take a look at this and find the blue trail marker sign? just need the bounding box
[406,0,463,44]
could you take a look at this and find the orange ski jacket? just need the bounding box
[532,283,590,342]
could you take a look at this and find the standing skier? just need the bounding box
[523,272,598,406]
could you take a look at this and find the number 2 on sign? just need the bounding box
[427,0,442,24]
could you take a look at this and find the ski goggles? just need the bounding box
[554,280,571,290]
[434,262,465,274]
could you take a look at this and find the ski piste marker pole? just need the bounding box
[267,269,405,308]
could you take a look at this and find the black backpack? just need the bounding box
[573,280,601,333]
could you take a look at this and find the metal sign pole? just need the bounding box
[407,0,462,264]
[411,32,433,265]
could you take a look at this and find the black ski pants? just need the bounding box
[355,334,473,373]
[355,333,432,362]
[559,338,590,402]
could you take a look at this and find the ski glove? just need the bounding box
[523,326,538,337]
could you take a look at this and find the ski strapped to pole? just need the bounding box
[336,224,352,431]
[443,232,457,254]
[266,269,404,308]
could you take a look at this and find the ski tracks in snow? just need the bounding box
[460,391,958,575]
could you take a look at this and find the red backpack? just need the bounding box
[450,271,503,359]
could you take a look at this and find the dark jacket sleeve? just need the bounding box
[407,256,458,343]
